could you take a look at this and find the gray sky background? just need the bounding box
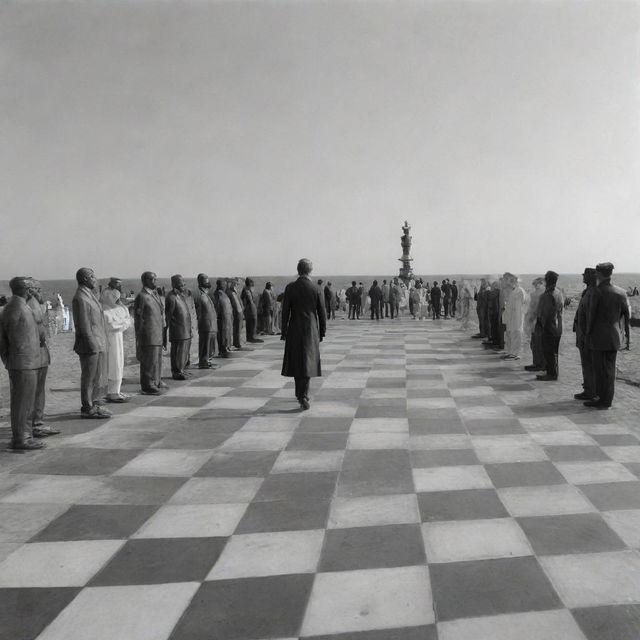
[1,0,639,279]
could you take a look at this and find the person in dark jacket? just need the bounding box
[430,281,442,319]
[213,280,234,357]
[369,280,383,320]
[227,280,245,350]
[346,281,359,320]
[473,278,488,338]
[451,280,458,318]
[261,282,276,334]
[241,278,262,343]
[584,262,630,408]
[535,270,564,381]
[442,280,452,318]
[194,273,218,368]
[281,259,326,410]
[572,268,598,400]
[390,278,401,319]
[164,275,192,380]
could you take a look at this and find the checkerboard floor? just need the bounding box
[2,318,640,639]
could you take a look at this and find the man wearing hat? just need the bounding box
[534,270,564,381]
[572,268,598,401]
[584,262,630,408]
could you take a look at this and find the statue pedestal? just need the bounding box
[399,257,413,283]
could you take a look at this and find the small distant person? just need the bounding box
[358,282,366,317]
[100,277,133,402]
[473,278,489,339]
[381,279,390,318]
[459,279,474,329]
[0,277,46,449]
[325,282,337,320]
[261,282,276,334]
[450,280,458,317]
[584,262,630,409]
[572,268,598,401]
[368,280,383,320]
[72,267,111,418]
[213,280,234,356]
[430,281,442,319]
[134,271,167,395]
[502,273,526,360]
[633,286,639,297]
[164,275,192,380]
[442,279,452,318]
[194,273,218,368]
[524,277,546,372]
[323,282,332,320]
[281,258,326,410]
[346,281,358,319]
[484,280,502,348]
[241,278,262,343]
[390,278,401,319]
[535,270,564,381]
[227,280,245,350]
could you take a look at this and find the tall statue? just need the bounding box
[398,220,414,282]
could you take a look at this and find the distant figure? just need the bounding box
[389,278,401,319]
[100,277,133,402]
[227,280,245,350]
[241,278,262,344]
[134,271,167,395]
[535,270,564,381]
[213,280,234,357]
[633,286,639,297]
[485,280,501,348]
[194,273,218,368]
[473,278,489,339]
[572,268,598,401]
[450,280,458,317]
[325,282,336,320]
[346,281,359,320]
[261,282,276,335]
[368,280,383,320]
[459,279,474,329]
[358,282,366,317]
[502,273,526,360]
[281,259,326,410]
[0,277,46,449]
[164,275,192,380]
[430,281,442,319]
[584,262,630,409]
[442,279,452,318]
[323,282,332,320]
[72,267,111,418]
[524,277,546,372]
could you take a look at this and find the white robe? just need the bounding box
[102,301,132,395]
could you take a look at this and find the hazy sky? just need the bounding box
[1,0,639,278]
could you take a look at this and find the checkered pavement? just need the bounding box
[1,318,640,640]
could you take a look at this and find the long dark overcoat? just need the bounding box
[281,276,326,378]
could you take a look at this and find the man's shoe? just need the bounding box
[11,438,45,451]
[158,381,170,389]
[32,425,61,437]
[300,399,310,410]
[471,334,484,339]
[524,365,543,371]
[141,387,161,395]
[33,419,44,427]
[106,394,130,403]
[173,374,187,381]
[95,406,112,418]
[584,400,610,409]
[198,363,213,369]
[574,392,595,400]
[81,407,110,419]
[536,374,558,381]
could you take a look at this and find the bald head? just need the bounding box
[9,276,31,298]
[76,267,97,289]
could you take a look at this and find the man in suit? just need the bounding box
[381,280,390,318]
[164,275,192,380]
[281,258,326,410]
[584,262,630,408]
[0,277,46,449]
[572,268,598,401]
[323,282,332,320]
[195,273,218,368]
[261,282,276,335]
[473,278,489,339]
[369,280,383,320]
[72,267,111,418]
[358,282,366,318]
[390,278,401,319]
[430,281,442,319]
[451,280,458,318]
[524,277,546,372]
[535,270,564,381]
[213,279,234,356]
[26,279,61,436]
[442,280,452,318]
[346,281,358,320]
[227,280,245,350]
[134,271,167,394]
[241,278,262,344]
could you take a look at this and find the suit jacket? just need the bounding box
[165,290,192,341]
[72,286,107,354]
[281,275,326,378]
[430,286,442,303]
[573,285,597,349]
[228,289,244,318]
[368,285,383,303]
[0,295,42,370]
[346,286,358,304]
[27,296,51,367]
[213,289,233,321]
[536,286,564,337]
[586,279,630,351]
[261,289,275,311]
[195,287,217,332]
[241,287,257,320]
[134,287,165,347]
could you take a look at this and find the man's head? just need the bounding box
[266,281,272,290]
[480,278,487,287]
[452,280,456,285]
[595,262,614,284]
[28,279,44,303]
[297,259,313,276]
[317,279,323,286]
[9,276,32,299]
[383,279,387,285]
[216,279,224,290]
[108,277,122,292]
[393,278,398,285]
[544,270,559,287]
[141,271,157,289]
[373,280,378,286]
[433,281,438,286]
[582,268,597,286]
[76,267,97,289]
[245,277,254,288]
[171,274,185,293]
[327,281,332,287]
[352,281,357,287]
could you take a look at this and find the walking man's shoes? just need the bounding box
[536,374,558,381]
[574,392,595,400]
[32,426,61,438]
[141,387,161,395]
[10,438,45,451]
[299,399,310,410]
[524,365,543,371]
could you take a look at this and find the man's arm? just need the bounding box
[622,295,631,349]
[317,288,327,340]
[163,294,175,347]
[280,288,291,340]
[0,316,8,366]
[73,295,98,352]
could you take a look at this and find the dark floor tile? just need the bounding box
[544,446,610,462]
[90,537,227,586]
[518,513,626,555]
[485,461,567,488]
[235,497,330,533]
[304,627,437,640]
[186,416,248,433]
[195,451,279,477]
[31,505,158,542]
[579,482,640,510]
[78,476,188,505]
[366,378,408,388]
[410,449,479,468]
[147,395,213,407]
[569,413,611,425]
[407,408,460,422]
[10,448,140,476]
[254,472,338,502]
[337,450,414,497]
[491,383,535,392]
[298,418,353,433]
[408,418,466,435]
[152,428,231,450]
[210,369,261,378]
[406,389,452,399]
[223,387,278,398]
[573,604,640,640]
[625,463,640,479]
[169,574,313,640]
[418,489,508,522]
[355,406,407,419]
[464,418,526,435]
[0,587,81,640]
[286,433,349,451]
[191,378,245,387]
[454,396,505,408]
[430,556,562,621]
[592,434,639,446]
[319,524,425,572]
[315,389,364,400]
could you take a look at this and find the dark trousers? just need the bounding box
[233,314,243,348]
[542,334,561,378]
[170,339,191,376]
[349,303,359,319]
[245,312,257,341]
[578,346,596,397]
[33,366,47,425]
[432,302,441,319]
[371,304,380,320]
[8,368,37,444]
[294,376,310,401]
[530,326,546,367]
[489,314,501,345]
[499,323,506,350]
[391,301,399,318]
[592,350,617,406]
[79,351,105,411]
[198,331,216,365]
[477,306,486,336]
[443,299,450,317]
[140,345,162,391]
[451,298,457,317]
[326,302,331,320]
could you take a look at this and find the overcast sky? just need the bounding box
[1,0,639,279]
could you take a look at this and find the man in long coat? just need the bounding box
[195,273,218,368]
[164,275,192,380]
[213,279,233,357]
[535,270,564,381]
[281,259,326,410]
[572,268,598,400]
[368,280,383,320]
[227,280,245,350]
